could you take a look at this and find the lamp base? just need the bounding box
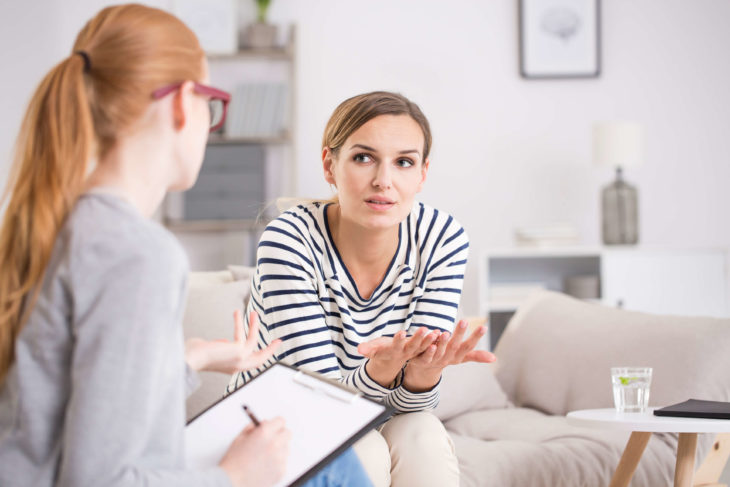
[601,167,639,245]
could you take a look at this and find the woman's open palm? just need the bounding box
[357,327,440,367]
[408,320,496,372]
[185,310,281,374]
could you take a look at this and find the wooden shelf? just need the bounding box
[207,25,296,62]
[208,47,292,61]
[164,218,270,233]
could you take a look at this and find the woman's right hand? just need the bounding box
[357,327,439,387]
[185,310,281,375]
[219,417,291,487]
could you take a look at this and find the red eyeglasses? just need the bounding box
[152,82,231,133]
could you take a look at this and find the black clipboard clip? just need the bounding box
[292,370,362,404]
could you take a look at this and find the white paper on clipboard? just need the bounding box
[185,363,390,486]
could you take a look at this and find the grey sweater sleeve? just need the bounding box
[56,241,231,487]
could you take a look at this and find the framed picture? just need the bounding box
[519,0,601,79]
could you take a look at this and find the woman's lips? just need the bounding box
[365,199,395,211]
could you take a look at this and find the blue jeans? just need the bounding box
[302,447,372,487]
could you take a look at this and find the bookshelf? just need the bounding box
[163,26,297,267]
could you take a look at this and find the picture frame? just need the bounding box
[519,0,601,79]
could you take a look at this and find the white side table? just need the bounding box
[567,408,730,487]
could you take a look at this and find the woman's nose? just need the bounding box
[372,162,392,189]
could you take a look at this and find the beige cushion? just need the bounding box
[433,362,511,422]
[182,267,255,420]
[494,291,730,416]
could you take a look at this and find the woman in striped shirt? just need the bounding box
[231,91,495,486]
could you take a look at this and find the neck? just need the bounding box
[86,129,171,218]
[328,203,399,271]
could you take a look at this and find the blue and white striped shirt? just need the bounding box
[229,201,469,412]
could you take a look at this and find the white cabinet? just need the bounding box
[479,246,729,350]
[601,249,728,317]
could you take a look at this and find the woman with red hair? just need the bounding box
[0,4,369,487]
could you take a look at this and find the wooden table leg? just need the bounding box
[610,431,652,487]
[674,432,698,487]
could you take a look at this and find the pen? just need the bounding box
[242,404,260,427]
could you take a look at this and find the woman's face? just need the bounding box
[323,114,429,230]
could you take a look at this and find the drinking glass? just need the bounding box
[611,367,652,413]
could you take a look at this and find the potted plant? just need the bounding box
[241,0,277,48]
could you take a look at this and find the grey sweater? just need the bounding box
[0,192,230,487]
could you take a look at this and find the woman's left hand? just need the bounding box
[185,310,281,374]
[403,319,496,392]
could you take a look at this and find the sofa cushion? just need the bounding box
[182,267,254,420]
[445,408,680,487]
[494,291,730,417]
[433,362,511,422]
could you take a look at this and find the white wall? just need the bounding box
[2,0,729,314]
[0,2,60,182]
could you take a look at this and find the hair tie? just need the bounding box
[74,50,91,73]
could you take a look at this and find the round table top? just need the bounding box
[567,408,730,433]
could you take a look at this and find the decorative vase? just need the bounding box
[240,22,278,49]
[601,167,639,245]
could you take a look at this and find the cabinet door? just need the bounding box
[601,250,728,317]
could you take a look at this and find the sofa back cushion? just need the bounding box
[183,266,254,420]
[494,291,730,416]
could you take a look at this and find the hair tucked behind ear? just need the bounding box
[0,4,205,384]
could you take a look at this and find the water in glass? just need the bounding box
[611,367,652,413]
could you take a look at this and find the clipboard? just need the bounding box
[185,363,392,486]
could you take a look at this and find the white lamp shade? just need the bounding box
[593,122,645,168]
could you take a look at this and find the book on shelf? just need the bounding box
[514,224,580,247]
[226,82,288,138]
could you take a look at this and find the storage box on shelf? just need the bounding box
[479,246,730,350]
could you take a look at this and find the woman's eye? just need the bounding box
[397,158,415,168]
[353,153,372,163]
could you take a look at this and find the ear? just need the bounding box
[416,158,430,192]
[171,81,195,131]
[322,147,337,185]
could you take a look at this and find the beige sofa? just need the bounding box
[183,268,730,487]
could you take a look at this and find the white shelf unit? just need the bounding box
[163,26,297,269]
[479,246,730,350]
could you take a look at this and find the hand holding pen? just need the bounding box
[218,405,291,487]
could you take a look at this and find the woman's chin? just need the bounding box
[359,212,408,231]
[169,173,199,192]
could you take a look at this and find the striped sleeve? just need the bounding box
[227,218,396,402]
[395,213,469,411]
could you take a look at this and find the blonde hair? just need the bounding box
[0,4,205,384]
[322,91,432,159]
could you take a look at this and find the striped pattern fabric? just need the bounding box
[228,202,469,412]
